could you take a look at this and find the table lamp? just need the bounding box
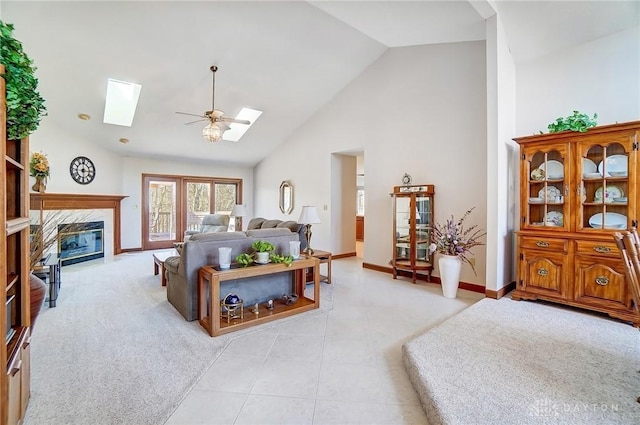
[298,205,320,255]
[230,204,247,231]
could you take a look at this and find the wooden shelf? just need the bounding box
[4,157,23,170]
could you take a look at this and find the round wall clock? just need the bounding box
[69,156,96,185]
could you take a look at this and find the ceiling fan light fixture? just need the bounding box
[202,122,223,142]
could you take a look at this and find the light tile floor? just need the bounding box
[166,257,484,425]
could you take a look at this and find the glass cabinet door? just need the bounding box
[415,195,432,264]
[577,137,635,231]
[394,196,411,263]
[522,146,570,230]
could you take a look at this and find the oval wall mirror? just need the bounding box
[279,181,294,215]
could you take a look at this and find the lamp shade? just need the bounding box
[298,206,320,224]
[231,204,247,217]
[202,122,223,142]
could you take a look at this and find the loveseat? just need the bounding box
[164,228,299,321]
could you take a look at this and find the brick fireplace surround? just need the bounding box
[30,193,127,255]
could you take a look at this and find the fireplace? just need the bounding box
[58,221,104,266]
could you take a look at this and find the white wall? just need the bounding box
[255,41,488,285]
[119,157,253,250]
[516,26,640,133]
[486,14,518,293]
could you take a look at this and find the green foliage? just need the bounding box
[252,240,275,253]
[235,253,253,267]
[547,111,597,133]
[0,20,47,140]
[270,253,294,267]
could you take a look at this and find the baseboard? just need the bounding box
[362,262,485,294]
[485,281,516,299]
[333,252,356,259]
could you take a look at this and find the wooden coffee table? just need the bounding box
[153,250,178,286]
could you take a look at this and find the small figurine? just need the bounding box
[251,303,260,315]
[266,299,274,310]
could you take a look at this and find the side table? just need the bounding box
[33,253,62,307]
[153,249,178,286]
[306,250,332,284]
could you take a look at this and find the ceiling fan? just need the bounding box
[176,65,250,142]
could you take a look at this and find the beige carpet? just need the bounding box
[403,297,640,425]
[24,251,332,425]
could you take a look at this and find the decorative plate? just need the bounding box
[588,212,627,229]
[530,168,545,181]
[594,185,623,203]
[582,158,597,175]
[597,155,628,177]
[538,186,561,201]
[539,160,564,179]
[545,211,564,227]
[583,172,602,179]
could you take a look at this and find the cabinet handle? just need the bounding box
[537,268,548,276]
[10,360,22,377]
[593,246,611,253]
[595,276,609,286]
[535,241,550,248]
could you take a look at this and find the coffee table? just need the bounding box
[153,250,178,286]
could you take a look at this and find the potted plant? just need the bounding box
[547,110,597,133]
[252,240,275,264]
[0,20,47,140]
[429,207,486,298]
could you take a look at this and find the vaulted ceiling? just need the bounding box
[2,1,638,166]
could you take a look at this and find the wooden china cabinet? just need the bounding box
[513,121,639,325]
[1,65,32,425]
[391,185,435,283]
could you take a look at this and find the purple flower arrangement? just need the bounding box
[429,207,486,275]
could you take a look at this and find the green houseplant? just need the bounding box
[547,111,597,133]
[0,20,47,140]
[252,240,275,264]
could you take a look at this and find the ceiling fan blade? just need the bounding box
[220,118,251,125]
[176,111,206,118]
[217,122,231,131]
[184,118,208,125]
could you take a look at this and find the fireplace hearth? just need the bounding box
[58,221,104,265]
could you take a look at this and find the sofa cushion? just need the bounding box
[277,220,302,233]
[261,219,283,229]
[199,225,228,233]
[246,228,293,238]
[247,217,266,230]
[190,231,248,242]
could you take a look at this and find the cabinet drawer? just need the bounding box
[575,240,620,258]
[520,236,568,252]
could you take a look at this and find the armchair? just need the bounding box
[183,213,229,241]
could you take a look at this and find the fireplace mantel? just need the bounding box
[30,193,127,254]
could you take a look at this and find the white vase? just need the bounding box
[439,254,462,298]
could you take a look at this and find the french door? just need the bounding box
[142,174,242,250]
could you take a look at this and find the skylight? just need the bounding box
[103,78,142,127]
[224,107,263,142]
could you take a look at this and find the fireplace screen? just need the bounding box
[58,221,104,265]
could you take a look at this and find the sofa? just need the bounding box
[164,227,299,321]
[246,217,307,251]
